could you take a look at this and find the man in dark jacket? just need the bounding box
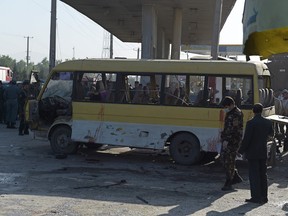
[220,96,244,191]
[18,80,30,135]
[0,81,4,123]
[239,103,273,204]
[4,80,20,128]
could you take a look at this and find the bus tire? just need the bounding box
[50,125,79,154]
[169,133,201,165]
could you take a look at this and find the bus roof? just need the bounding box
[52,59,270,77]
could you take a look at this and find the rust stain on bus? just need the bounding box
[84,105,105,143]
[93,104,105,142]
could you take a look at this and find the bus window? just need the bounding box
[42,71,73,100]
[122,74,161,104]
[189,75,205,106]
[163,74,206,106]
[73,72,109,102]
[39,71,73,124]
[105,73,117,103]
[224,76,253,107]
[164,75,181,105]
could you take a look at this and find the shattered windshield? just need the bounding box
[42,72,73,101]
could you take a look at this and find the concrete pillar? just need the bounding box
[141,5,157,59]
[157,29,170,59]
[157,29,165,59]
[171,8,182,60]
[211,0,223,60]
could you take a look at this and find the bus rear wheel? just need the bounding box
[50,125,79,154]
[169,133,201,165]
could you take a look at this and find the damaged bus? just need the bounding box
[26,59,275,165]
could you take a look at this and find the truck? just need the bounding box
[0,66,13,82]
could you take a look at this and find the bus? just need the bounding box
[26,59,275,165]
[0,66,13,82]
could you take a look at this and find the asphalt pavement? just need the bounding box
[0,123,288,216]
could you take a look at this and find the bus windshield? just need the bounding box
[42,72,73,101]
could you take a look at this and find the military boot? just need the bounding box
[232,170,243,185]
[221,179,233,191]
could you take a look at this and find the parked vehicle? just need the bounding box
[0,66,13,82]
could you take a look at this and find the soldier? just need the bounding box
[4,80,20,128]
[220,96,244,191]
[18,80,30,135]
[280,89,288,151]
[0,81,4,123]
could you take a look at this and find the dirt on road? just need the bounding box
[0,124,288,216]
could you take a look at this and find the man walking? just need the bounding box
[238,103,273,204]
[220,96,244,191]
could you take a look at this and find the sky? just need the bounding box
[0,0,245,64]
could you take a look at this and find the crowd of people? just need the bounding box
[0,80,32,135]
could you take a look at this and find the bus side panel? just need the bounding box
[71,102,226,152]
[71,120,222,152]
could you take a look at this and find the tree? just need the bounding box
[0,55,68,81]
[14,60,26,81]
[35,58,49,80]
[0,55,16,68]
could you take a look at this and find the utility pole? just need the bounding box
[137,48,140,59]
[49,0,57,72]
[133,48,141,59]
[24,36,33,78]
[110,34,113,59]
[73,47,75,59]
[102,30,113,59]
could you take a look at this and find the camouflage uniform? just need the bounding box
[221,106,243,184]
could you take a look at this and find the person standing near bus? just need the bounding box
[220,96,244,191]
[0,81,4,123]
[18,80,30,135]
[280,89,288,151]
[238,103,273,204]
[4,80,20,128]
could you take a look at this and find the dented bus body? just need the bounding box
[26,59,275,165]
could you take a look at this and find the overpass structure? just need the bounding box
[60,0,236,59]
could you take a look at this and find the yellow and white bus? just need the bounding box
[26,59,275,165]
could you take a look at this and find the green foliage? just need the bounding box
[0,55,50,81]
[34,58,49,80]
[0,55,16,68]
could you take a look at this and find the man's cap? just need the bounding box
[282,89,288,94]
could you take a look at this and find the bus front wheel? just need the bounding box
[169,133,201,165]
[50,125,78,154]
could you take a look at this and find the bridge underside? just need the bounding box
[61,0,236,58]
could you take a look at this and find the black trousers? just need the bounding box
[248,159,268,201]
[19,112,29,134]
